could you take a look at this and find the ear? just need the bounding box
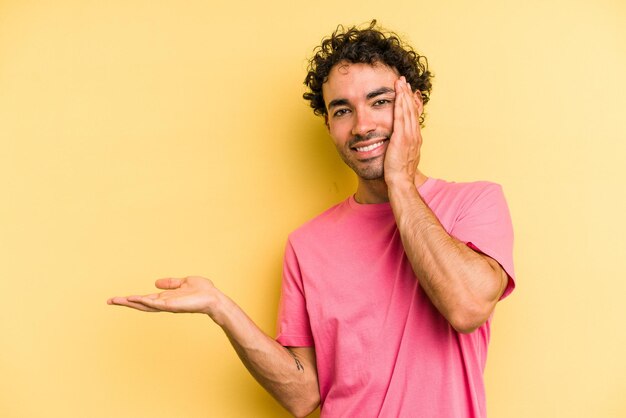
[324,114,330,130]
[413,90,424,118]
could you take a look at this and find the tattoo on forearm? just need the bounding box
[287,349,304,372]
[294,357,304,371]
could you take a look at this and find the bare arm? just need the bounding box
[384,78,509,333]
[108,276,320,417]
[387,183,508,333]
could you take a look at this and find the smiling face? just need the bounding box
[322,61,399,181]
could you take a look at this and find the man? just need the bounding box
[108,21,515,418]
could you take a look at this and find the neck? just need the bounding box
[354,171,428,204]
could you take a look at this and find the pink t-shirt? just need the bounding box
[276,178,515,418]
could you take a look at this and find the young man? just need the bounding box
[109,21,515,418]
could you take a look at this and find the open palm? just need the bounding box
[108,276,220,315]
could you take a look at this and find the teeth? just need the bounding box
[356,140,385,152]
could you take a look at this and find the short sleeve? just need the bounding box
[450,183,516,299]
[275,239,315,347]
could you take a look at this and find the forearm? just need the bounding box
[211,292,319,417]
[108,276,320,416]
[387,178,506,333]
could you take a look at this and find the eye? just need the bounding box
[373,99,391,106]
[333,108,350,117]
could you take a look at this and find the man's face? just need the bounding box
[322,62,399,180]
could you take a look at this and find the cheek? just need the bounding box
[368,106,395,133]
[382,107,395,128]
[328,120,351,144]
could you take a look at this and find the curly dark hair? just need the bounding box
[303,20,433,124]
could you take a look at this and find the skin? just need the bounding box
[108,59,509,416]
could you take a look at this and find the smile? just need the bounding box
[354,140,386,152]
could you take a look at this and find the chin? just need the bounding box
[342,154,385,180]
[355,166,385,181]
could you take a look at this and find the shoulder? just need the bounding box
[423,179,511,235]
[288,197,352,244]
[425,178,505,208]
[429,178,503,197]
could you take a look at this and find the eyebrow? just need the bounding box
[327,87,395,110]
[327,98,349,110]
[366,87,395,100]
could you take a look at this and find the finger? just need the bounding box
[399,81,419,145]
[155,277,183,290]
[127,295,171,311]
[107,297,160,312]
[393,78,406,139]
[407,82,423,150]
[404,82,418,139]
[399,81,412,141]
[127,293,161,301]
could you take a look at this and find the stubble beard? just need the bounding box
[338,149,386,181]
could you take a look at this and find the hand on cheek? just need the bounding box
[384,76,423,187]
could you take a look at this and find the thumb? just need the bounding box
[155,277,184,290]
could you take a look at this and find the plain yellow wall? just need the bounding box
[1,0,625,417]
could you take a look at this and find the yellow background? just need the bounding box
[1,0,624,417]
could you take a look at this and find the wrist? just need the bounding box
[205,289,231,325]
[385,172,416,192]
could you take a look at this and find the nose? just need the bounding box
[351,107,376,137]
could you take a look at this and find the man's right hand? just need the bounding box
[107,276,222,317]
[108,276,321,416]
